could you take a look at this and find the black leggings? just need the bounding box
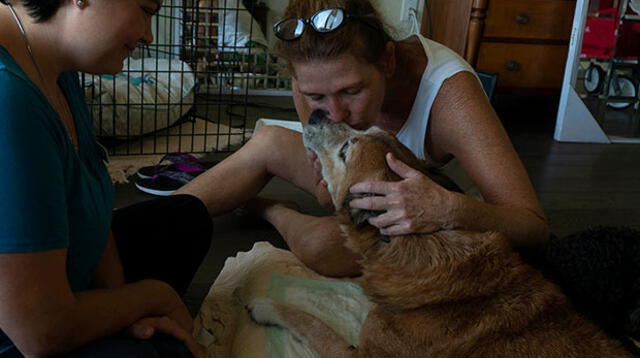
[111,194,213,296]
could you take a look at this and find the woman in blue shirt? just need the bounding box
[0,1,210,357]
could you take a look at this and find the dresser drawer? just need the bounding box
[476,42,569,89]
[484,0,575,41]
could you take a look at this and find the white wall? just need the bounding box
[376,0,422,39]
[263,0,423,47]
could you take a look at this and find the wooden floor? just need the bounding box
[498,95,640,237]
[114,94,640,312]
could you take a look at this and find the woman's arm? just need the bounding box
[92,232,125,288]
[350,71,548,246]
[428,71,549,245]
[0,249,192,358]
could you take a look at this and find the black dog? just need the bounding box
[528,226,640,355]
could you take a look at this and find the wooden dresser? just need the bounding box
[421,0,576,93]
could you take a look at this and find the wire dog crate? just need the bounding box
[83,0,292,156]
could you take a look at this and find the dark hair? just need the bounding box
[277,0,393,69]
[0,0,64,22]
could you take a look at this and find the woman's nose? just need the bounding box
[327,98,350,123]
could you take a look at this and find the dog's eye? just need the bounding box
[339,141,349,161]
[338,138,358,162]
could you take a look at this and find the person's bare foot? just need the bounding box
[237,196,301,221]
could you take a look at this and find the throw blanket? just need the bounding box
[194,242,371,358]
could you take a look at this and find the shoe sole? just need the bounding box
[134,181,176,196]
[136,161,218,180]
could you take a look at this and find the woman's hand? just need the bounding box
[349,153,458,236]
[126,316,205,358]
[126,289,203,357]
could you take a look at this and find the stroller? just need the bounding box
[581,0,640,109]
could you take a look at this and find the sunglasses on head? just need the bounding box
[273,8,378,41]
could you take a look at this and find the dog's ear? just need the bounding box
[350,208,380,226]
[343,192,385,226]
[348,206,391,243]
[343,195,391,243]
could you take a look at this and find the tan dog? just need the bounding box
[246,110,631,357]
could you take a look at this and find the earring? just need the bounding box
[76,0,85,7]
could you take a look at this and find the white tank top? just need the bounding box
[395,35,483,199]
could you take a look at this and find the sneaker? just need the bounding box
[137,152,217,179]
[135,165,207,196]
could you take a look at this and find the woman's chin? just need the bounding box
[82,64,123,75]
[99,62,125,75]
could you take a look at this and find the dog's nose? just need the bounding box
[308,110,329,125]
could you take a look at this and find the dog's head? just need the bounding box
[303,110,457,227]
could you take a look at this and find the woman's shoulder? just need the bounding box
[0,56,38,99]
[0,44,25,80]
[0,44,53,100]
[0,74,50,126]
[396,35,474,80]
[0,68,32,94]
[0,62,51,121]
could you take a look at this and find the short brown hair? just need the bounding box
[276,0,392,68]
[0,0,63,22]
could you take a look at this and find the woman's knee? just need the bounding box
[112,195,212,294]
[248,125,302,157]
[250,126,304,162]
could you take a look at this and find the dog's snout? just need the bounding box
[308,110,329,126]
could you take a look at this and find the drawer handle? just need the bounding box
[515,13,529,25]
[506,61,521,71]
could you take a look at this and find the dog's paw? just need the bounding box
[246,298,285,327]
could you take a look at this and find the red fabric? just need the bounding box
[582,15,617,58]
[581,4,640,59]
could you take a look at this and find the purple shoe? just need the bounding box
[136,152,217,179]
[135,162,214,196]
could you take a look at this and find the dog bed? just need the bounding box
[194,242,370,358]
[83,57,196,137]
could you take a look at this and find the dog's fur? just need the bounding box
[539,226,640,354]
[247,111,632,357]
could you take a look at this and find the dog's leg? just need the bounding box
[247,298,360,358]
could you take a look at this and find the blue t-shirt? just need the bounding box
[0,46,114,353]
